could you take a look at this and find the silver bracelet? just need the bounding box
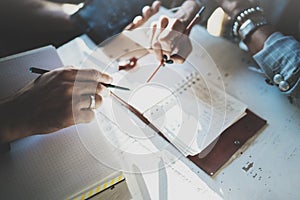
[232,6,264,37]
[238,18,268,40]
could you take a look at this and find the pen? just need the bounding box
[184,6,206,35]
[29,67,130,91]
[146,6,206,83]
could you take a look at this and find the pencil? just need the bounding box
[29,67,130,91]
[185,6,206,35]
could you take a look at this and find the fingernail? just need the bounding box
[163,54,168,61]
[101,86,110,97]
[166,59,174,64]
[108,77,113,84]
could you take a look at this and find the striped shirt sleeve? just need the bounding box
[253,32,300,107]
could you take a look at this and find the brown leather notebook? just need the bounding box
[187,109,266,176]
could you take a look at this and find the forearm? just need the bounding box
[216,0,275,55]
[243,25,275,55]
[218,0,300,106]
[0,0,82,55]
[1,0,75,32]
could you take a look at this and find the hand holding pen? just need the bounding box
[1,67,119,144]
[29,67,113,115]
[30,67,130,91]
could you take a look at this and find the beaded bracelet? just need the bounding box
[232,6,264,37]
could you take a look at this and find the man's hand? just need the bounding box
[0,67,112,143]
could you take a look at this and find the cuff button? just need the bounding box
[279,81,290,91]
[273,74,283,84]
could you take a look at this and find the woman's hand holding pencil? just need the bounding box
[149,4,205,64]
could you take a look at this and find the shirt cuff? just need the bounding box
[253,32,300,107]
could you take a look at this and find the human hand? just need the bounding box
[125,0,161,30]
[0,67,112,143]
[150,16,192,64]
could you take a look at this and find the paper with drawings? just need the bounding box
[93,49,247,156]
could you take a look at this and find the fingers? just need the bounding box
[151,16,169,61]
[73,81,110,96]
[126,0,161,30]
[152,0,161,13]
[72,81,110,121]
[77,94,103,110]
[169,32,193,64]
[151,23,163,61]
[142,1,160,21]
[131,15,144,29]
[28,67,113,133]
[170,42,192,64]
[54,68,112,97]
[53,68,113,84]
[52,68,111,118]
[142,5,153,20]
[158,18,185,60]
[65,81,107,125]
[76,109,95,123]
[142,0,160,20]
[75,69,113,83]
[72,93,102,123]
[150,17,191,63]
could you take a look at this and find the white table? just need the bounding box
[57,20,300,200]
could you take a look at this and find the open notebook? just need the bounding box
[65,30,267,176]
[94,52,266,176]
[100,53,247,155]
[0,46,131,200]
[78,21,266,176]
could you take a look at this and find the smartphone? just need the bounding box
[72,0,154,44]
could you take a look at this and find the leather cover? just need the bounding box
[188,109,266,176]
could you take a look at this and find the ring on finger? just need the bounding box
[89,95,96,109]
